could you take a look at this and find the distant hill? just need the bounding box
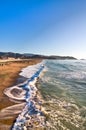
[23,53,35,57]
[0,52,77,60]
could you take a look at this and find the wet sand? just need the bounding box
[0,59,42,130]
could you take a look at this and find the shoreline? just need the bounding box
[10,62,46,129]
[0,59,42,130]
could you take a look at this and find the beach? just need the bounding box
[0,59,86,130]
[0,59,42,130]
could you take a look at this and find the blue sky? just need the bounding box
[0,0,86,58]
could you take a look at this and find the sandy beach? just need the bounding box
[0,59,42,130]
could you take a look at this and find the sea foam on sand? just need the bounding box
[4,61,46,130]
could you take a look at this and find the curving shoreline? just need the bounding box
[4,62,46,130]
[12,64,46,130]
[0,59,43,130]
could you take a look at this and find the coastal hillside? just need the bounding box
[0,52,77,60]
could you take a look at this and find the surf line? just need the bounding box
[12,64,46,130]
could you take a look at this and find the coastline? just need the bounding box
[0,59,42,130]
[11,63,46,130]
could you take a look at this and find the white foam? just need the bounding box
[4,86,26,100]
[12,61,45,129]
[19,62,44,78]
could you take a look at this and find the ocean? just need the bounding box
[38,60,86,130]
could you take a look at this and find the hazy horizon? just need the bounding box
[0,0,86,59]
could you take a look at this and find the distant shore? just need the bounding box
[0,59,42,130]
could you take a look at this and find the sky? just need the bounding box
[0,0,86,59]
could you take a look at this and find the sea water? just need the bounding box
[38,60,86,130]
